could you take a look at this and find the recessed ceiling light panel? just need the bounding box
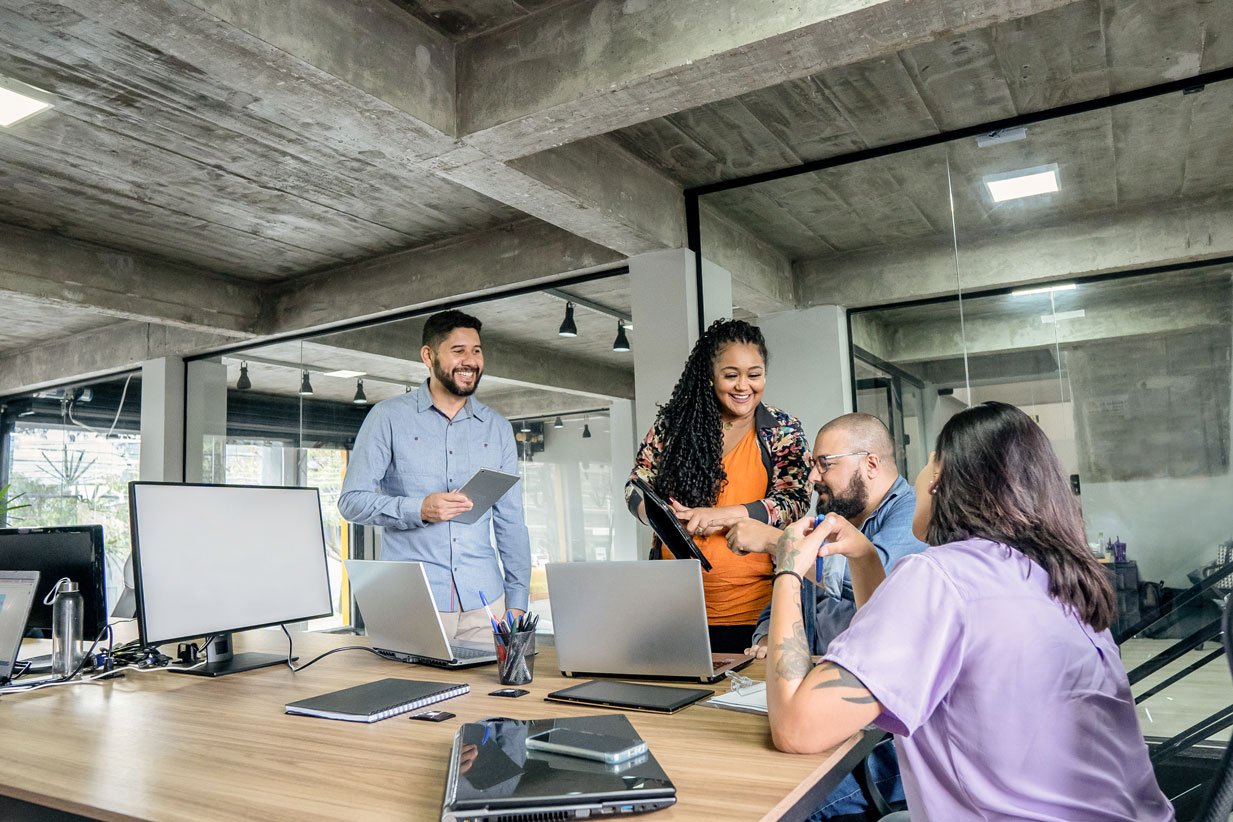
[1011,283,1076,297]
[0,76,55,127]
[983,163,1060,203]
[322,369,367,378]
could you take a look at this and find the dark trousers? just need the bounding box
[708,624,757,654]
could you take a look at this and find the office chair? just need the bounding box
[1191,593,1233,822]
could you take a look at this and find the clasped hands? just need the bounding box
[729,513,877,580]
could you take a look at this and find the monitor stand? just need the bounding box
[169,633,288,677]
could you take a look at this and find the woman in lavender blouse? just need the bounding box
[737,401,1174,821]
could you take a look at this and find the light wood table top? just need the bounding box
[0,630,874,822]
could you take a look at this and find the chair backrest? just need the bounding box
[1193,594,1233,822]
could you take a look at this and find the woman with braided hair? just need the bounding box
[624,319,811,653]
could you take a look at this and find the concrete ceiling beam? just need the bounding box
[482,388,612,422]
[0,322,238,396]
[456,0,1089,158]
[699,203,795,316]
[870,284,1231,364]
[0,223,260,335]
[796,198,1233,308]
[265,218,625,336]
[427,137,687,255]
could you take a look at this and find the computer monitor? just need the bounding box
[0,525,107,640]
[129,482,333,677]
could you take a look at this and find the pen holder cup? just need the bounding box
[494,629,536,686]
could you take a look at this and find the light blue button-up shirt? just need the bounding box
[338,381,531,612]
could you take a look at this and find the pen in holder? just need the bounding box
[494,628,536,686]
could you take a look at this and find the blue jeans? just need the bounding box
[808,739,904,820]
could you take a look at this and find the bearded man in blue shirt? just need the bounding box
[339,310,530,643]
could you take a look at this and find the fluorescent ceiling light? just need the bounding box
[983,163,1060,203]
[0,77,55,127]
[1011,283,1076,297]
[1041,310,1086,324]
[322,369,366,378]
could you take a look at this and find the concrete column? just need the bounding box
[628,249,732,436]
[758,305,853,446]
[606,399,640,561]
[184,360,228,483]
[139,357,185,482]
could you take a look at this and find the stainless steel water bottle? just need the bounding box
[50,578,84,676]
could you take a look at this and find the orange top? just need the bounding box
[664,428,773,625]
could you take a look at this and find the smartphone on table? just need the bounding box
[524,728,648,764]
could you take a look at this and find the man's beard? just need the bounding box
[815,470,868,520]
[432,358,482,397]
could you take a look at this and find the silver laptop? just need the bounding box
[0,570,40,684]
[547,560,753,683]
[344,560,498,669]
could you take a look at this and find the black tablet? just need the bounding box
[545,680,713,714]
[629,477,712,571]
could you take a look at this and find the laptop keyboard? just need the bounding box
[451,645,495,660]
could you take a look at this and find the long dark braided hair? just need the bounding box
[651,319,768,508]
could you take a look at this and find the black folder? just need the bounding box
[285,677,469,723]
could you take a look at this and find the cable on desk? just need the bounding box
[281,625,386,672]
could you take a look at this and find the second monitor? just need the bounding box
[129,482,334,676]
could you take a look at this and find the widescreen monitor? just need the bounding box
[0,525,107,640]
[129,482,333,676]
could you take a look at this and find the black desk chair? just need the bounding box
[1192,593,1233,822]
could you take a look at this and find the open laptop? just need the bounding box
[441,714,676,821]
[0,570,40,685]
[547,560,753,683]
[344,560,498,669]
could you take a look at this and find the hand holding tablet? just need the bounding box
[450,468,521,524]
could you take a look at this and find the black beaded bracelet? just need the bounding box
[772,569,804,586]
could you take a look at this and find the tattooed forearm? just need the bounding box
[773,620,814,682]
[810,664,878,704]
[774,530,800,571]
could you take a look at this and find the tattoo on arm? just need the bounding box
[810,664,878,704]
[775,530,800,571]
[773,620,814,682]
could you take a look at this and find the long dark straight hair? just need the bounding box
[930,401,1116,632]
[652,319,768,508]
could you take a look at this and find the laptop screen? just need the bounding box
[0,571,40,681]
[443,714,675,818]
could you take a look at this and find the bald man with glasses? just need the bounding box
[726,412,927,657]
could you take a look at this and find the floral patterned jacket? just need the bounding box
[624,403,811,527]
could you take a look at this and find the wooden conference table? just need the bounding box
[0,631,879,822]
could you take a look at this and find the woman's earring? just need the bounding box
[928,476,940,496]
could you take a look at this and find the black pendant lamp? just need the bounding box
[612,321,631,352]
[299,370,314,396]
[553,416,564,429]
[353,379,367,405]
[236,362,252,391]
[558,302,578,337]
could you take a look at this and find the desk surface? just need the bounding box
[0,631,869,822]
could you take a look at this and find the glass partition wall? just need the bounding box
[697,74,1233,813]
[184,271,634,633]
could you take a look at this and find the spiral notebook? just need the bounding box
[286,677,469,723]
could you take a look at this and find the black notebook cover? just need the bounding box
[285,677,469,723]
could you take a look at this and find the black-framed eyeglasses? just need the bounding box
[804,451,870,473]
